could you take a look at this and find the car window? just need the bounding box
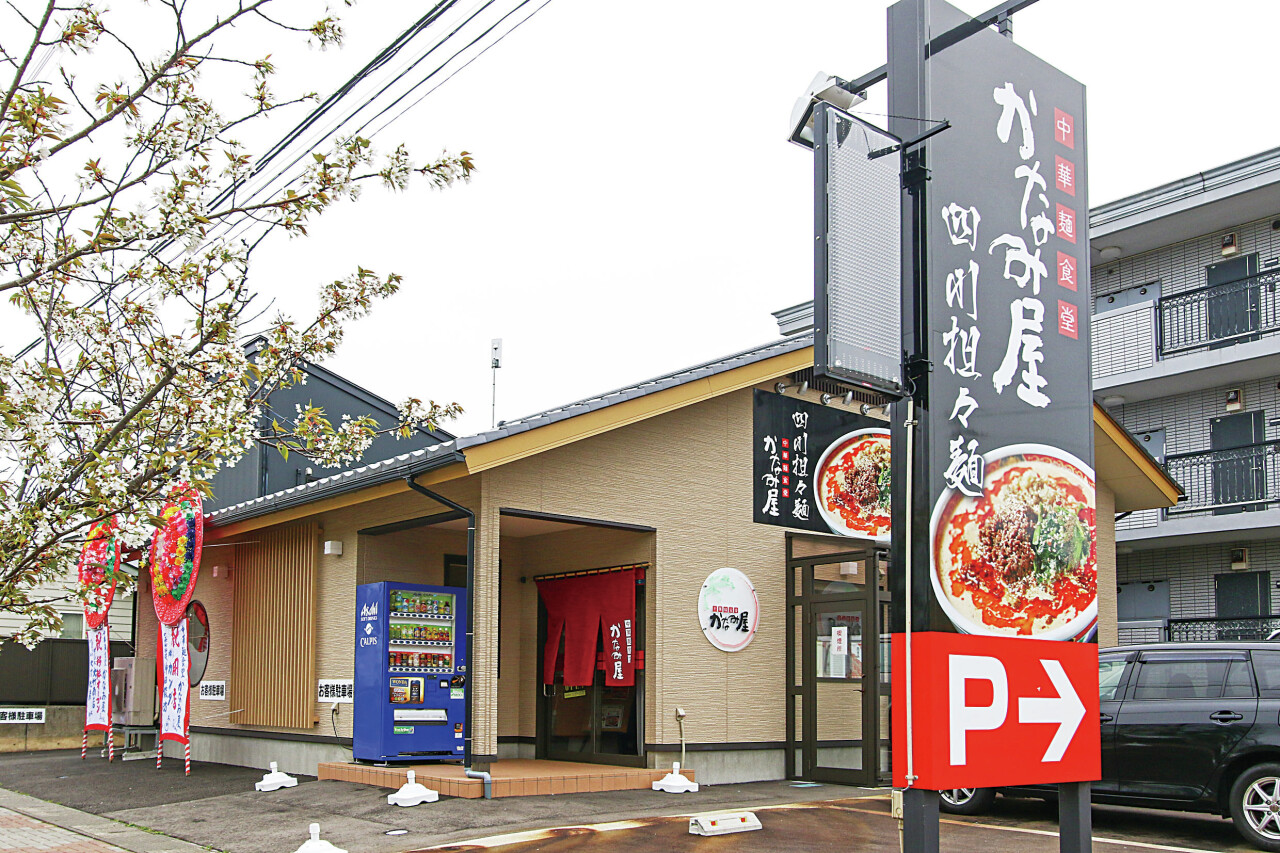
[1252,651,1280,698]
[1132,659,1227,700]
[1224,659,1256,698]
[1099,658,1128,701]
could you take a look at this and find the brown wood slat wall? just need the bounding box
[230,522,318,728]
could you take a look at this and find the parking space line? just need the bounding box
[830,804,1232,853]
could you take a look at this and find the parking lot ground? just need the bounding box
[0,752,1257,853]
[422,796,1257,853]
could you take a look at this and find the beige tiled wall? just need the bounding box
[1096,483,1118,648]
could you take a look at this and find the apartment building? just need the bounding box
[1090,147,1280,643]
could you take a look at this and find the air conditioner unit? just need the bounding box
[111,657,156,727]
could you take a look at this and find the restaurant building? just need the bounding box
[135,329,1179,787]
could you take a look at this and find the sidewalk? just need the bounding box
[0,789,205,853]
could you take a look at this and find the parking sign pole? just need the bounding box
[1059,782,1093,853]
[887,2,941,849]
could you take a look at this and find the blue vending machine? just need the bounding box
[353,582,468,762]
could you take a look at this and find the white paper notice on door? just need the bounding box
[831,625,848,656]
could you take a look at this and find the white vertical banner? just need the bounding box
[159,619,190,745]
[85,623,111,731]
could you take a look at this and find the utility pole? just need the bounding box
[490,338,502,429]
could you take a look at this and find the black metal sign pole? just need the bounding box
[887,1,939,850]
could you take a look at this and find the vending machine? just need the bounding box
[353,582,468,762]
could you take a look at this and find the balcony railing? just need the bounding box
[1167,616,1280,643]
[1158,268,1280,355]
[1164,439,1280,516]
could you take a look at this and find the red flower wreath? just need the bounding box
[149,486,204,626]
[77,517,120,630]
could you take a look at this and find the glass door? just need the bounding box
[787,545,883,787]
[804,597,875,784]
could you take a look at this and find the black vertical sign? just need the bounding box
[893,0,1095,641]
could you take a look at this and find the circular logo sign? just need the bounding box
[698,568,759,652]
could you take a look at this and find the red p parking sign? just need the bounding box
[891,633,1100,790]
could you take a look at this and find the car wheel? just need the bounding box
[938,787,996,815]
[1230,763,1280,851]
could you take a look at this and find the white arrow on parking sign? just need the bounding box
[1017,659,1086,762]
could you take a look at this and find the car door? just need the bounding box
[1113,651,1257,800]
[1095,652,1133,794]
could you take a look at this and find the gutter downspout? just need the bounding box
[404,476,478,779]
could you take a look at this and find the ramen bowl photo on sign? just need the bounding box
[930,444,1097,640]
[814,429,891,542]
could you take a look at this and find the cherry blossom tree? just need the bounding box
[0,0,470,642]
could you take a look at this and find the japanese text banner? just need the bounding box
[159,620,190,744]
[85,623,111,732]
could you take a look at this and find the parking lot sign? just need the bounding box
[892,632,1100,789]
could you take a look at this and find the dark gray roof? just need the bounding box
[207,333,812,526]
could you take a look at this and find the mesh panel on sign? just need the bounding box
[820,105,902,392]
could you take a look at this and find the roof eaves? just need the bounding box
[206,443,464,526]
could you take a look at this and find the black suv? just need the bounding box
[939,643,1280,851]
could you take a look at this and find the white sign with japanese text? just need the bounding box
[698,568,759,652]
[85,623,111,731]
[317,679,354,703]
[159,619,190,744]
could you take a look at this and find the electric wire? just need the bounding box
[12,0,540,358]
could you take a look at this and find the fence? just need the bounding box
[0,638,133,705]
[1158,268,1280,355]
[1164,439,1280,516]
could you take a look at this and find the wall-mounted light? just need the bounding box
[1099,246,1123,261]
[820,393,833,405]
[843,391,855,406]
[774,380,809,396]
[323,540,343,556]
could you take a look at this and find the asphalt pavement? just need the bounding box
[0,750,1257,853]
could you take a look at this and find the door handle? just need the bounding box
[1210,710,1244,724]
[1099,713,1113,723]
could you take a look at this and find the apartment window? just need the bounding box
[59,612,84,639]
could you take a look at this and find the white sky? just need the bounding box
[39,0,1280,440]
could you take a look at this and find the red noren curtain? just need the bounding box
[536,568,635,687]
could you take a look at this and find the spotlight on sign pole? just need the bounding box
[788,72,866,149]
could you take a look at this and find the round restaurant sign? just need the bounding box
[698,568,759,652]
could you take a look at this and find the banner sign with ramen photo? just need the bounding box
[752,390,889,541]
[917,0,1095,642]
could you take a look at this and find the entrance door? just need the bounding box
[536,568,645,767]
[1206,254,1259,348]
[1211,410,1265,515]
[787,547,884,787]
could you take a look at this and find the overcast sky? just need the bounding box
[143,1,1280,438]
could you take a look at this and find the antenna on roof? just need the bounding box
[490,338,503,429]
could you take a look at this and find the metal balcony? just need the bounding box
[1164,440,1280,516]
[1166,616,1280,642]
[1158,268,1280,355]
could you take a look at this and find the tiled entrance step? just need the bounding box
[318,758,692,799]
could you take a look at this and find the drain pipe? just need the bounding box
[404,476,476,775]
[465,767,493,799]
